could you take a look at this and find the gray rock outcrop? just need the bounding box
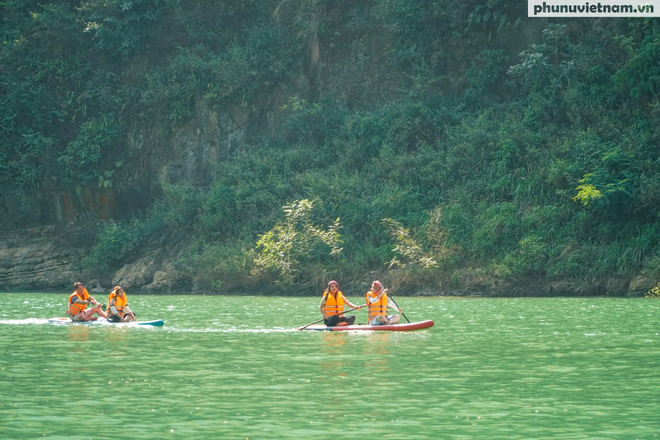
[628,275,656,297]
[0,226,87,291]
[142,261,187,293]
[111,253,188,293]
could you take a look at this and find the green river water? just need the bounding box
[1,293,659,439]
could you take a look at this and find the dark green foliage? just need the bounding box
[4,1,660,293]
[1,0,294,192]
[58,114,124,186]
[82,183,203,271]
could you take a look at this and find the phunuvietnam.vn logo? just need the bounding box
[529,0,660,16]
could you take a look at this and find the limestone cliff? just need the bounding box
[0,226,87,291]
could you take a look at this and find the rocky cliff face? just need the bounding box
[0,2,394,292]
[1,98,249,229]
[111,251,189,294]
[0,98,247,292]
[0,226,87,291]
[0,225,190,293]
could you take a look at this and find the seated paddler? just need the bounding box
[366,280,402,326]
[107,286,136,323]
[67,282,107,322]
[319,280,360,327]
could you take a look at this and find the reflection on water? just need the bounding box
[67,324,92,344]
[318,332,348,380]
[0,294,659,439]
[362,332,391,381]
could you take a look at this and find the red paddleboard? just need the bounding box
[299,320,433,332]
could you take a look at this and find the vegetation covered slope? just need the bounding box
[3,1,660,294]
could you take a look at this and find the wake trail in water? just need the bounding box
[0,318,50,325]
[165,327,297,333]
[0,319,297,332]
[0,318,162,329]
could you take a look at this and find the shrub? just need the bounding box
[252,199,343,285]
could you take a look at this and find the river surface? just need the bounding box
[1,293,659,439]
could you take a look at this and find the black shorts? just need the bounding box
[324,315,356,327]
[107,314,122,323]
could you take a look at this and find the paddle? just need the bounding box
[297,304,365,330]
[387,293,411,323]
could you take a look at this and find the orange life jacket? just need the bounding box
[67,289,89,316]
[323,291,345,316]
[366,290,387,321]
[107,292,127,316]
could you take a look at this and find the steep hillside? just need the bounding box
[2,1,660,295]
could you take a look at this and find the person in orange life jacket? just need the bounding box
[366,280,401,326]
[319,280,360,326]
[67,282,107,322]
[106,286,136,323]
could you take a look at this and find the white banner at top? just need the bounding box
[529,0,660,16]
